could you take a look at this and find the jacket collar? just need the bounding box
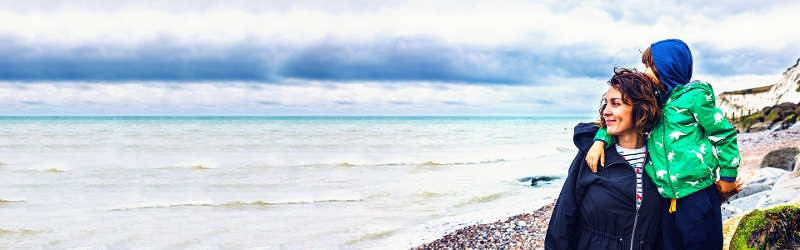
[602,144,628,168]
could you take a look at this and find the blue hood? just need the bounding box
[651,39,693,96]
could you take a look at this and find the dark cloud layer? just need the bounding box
[0,35,631,84]
[0,34,793,84]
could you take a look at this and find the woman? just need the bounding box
[545,68,665,250]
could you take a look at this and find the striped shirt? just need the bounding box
[616,144,647,210]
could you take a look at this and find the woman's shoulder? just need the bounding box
[572,122,599,151]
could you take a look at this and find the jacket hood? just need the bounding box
[651,39,693,95]
[573,122,599,153]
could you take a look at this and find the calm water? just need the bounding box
[0,116,590,249]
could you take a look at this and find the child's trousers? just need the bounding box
[661,184,723,250]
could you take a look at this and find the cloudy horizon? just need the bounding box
[2,0,798,116]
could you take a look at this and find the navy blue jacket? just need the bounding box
[545,123,663,250]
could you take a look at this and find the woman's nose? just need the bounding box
[602,108,612,116]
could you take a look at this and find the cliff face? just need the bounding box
[717,85,774,117]
[717,58,800,118]
[768,59,800,105]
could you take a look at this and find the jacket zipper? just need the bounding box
[661,110,670,196]
[629,151,650,250]
[629,210,639,250]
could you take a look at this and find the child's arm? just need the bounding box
[585,127,616,173]
[693,89,740,191]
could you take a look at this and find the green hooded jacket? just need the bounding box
[595,81,740,199]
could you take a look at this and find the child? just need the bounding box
[585,39,740,250]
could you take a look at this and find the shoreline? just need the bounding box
[411,126,800,249]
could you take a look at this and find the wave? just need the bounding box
[108,201,216,211]
[345,229,399,245]
[415,191,451,199]
[296,159,512,169]
[556,146,577,153]
[0,228,40,235]
[222,198,363,207]
[19,167,68,173]
[454,192,507,208]
[0,197,26,203]
[159,164,219,170]
[108,198,363,211]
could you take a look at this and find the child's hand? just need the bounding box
[716,178,743,199]
[585,141,605,173]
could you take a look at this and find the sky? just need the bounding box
[1,0,799,116]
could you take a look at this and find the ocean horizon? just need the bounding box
[0,116,592,249]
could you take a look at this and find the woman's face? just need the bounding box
[602,86,635,137]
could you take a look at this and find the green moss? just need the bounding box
[742,113,763,125]
[787,114,796,121]
[765,112,780,122]
[729,205,800,250]
[730,209,767,250]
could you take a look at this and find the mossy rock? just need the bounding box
[729,205,800,250]
[764,112,780,123]
[743,113,765,125]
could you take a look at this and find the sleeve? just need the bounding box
[692,89,740,179]
[593,127,617,149]
[545,151,588,250]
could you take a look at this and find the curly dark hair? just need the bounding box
[598,68,664,135]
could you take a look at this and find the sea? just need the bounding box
[0,116,593,249]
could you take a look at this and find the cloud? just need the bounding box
[0,80,607,115]
[1,0,798,85]
[692,42,800,76]
[0,33,635,84]
[1,0,799,115]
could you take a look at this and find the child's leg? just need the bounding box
[661,185,722,250]
[661,197,684,249]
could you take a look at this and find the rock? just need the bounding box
[758,147,800,171]
[747,167,790,186]
[748,122,772,133]
[722,205,744,221]
[519,175,558,186]
[761,172,800,208]
[795,154,800,172]
[728,205,800,250]
[727,192,768,218]
[728,184,772,202]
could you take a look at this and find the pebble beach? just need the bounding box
[412,126,800,250]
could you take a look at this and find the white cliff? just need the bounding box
[717,58,800,119]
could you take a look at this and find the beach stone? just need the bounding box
[721,205,744,221]
[747,167,788,185]
[728,184,772,202]
[758,147,800,171]
[748,122,772,133]
[761,172,800,207]
[728,192,768,214]
[795,154,800,172]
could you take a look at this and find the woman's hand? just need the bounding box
[585,141,606,173]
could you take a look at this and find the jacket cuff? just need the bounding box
[720,167,738,179]
[719,177,736,182]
